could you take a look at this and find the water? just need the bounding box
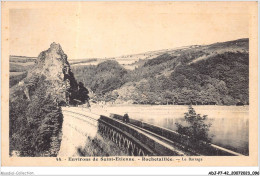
[104,105,249,155]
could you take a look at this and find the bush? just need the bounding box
[175,105,212,144]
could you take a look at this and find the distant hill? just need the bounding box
[71,38,249,105]
[69,38,248,70]
[68,46,196,69]
[9,56,36,87]
[10,55,37,62]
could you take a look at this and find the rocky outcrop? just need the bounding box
[9,43,79,156]
[15,43,78,104]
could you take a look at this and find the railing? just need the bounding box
[98,115,184,156]
[110,113,243,156]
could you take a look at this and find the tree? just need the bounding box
[175,105,212,145]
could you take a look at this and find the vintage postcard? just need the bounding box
[1,1,258,167]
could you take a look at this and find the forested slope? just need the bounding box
[71,38,249,105]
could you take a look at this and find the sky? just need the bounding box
[9,2,251,60]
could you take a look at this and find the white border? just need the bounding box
[1,0,259,175]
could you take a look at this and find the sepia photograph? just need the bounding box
[1,1,258,167]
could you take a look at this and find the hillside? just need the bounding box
[72,60,128,98]
[71,38,249,105]
[9,38,249,106]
